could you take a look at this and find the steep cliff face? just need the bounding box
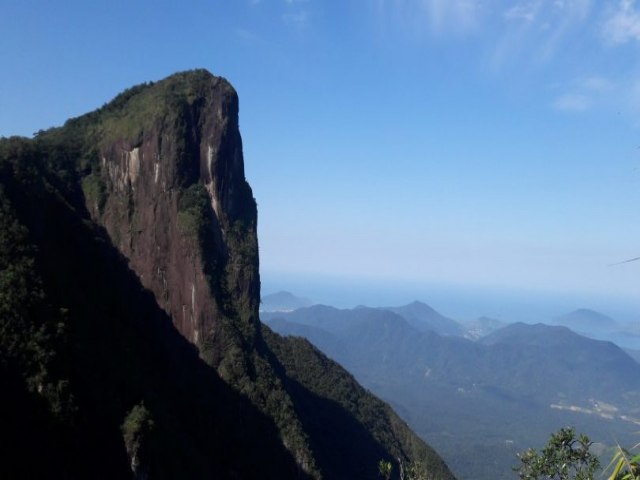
[89,72,258,358]
[0,70,456,480]
[79,71,317,471]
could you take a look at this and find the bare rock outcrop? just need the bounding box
[90,71,259,362]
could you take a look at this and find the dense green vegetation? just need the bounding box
[262,329,453,479]
[121,402,155,478]
[607,444,640,480]
[0,130,307,479]
[0,70,451,479]
[515,428,599,480]
[517,428,640,480]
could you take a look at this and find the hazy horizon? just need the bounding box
[261,269,640,325]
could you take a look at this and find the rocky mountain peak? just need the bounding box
[0,70,455,480]
[76,70,259,357]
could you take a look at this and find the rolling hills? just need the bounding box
[264,302,640,479]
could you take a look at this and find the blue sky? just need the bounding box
[1,0,640,309]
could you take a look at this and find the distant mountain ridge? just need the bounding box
[550,308,640,351]
[260,290,313,312]
[264,302,640,480]
[380,300,465,336]
[554,308,619,332]
[480,322,589,347]
[625,348,640,364]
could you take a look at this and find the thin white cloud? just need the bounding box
[425,0,481,33]
[504,2,540,22]
[379,0,484,36]
[550,75,615,113]
[283,10,309,27]
[538,0,591,60]
[553,93,591,111]
[580,75,614,92]
[602,0,640,44]
[492,0,592,68]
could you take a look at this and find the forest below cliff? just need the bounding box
[0,70,454,480]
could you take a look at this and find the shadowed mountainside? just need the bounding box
[0,70,454,479]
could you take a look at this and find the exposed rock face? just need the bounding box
[0,70,456,480]
[81,72,318,474]
[91,72,258,358]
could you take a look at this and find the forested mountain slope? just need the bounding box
[265,304,640,479]
[0,70,454,480]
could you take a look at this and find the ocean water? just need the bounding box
[261,271,640,326]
